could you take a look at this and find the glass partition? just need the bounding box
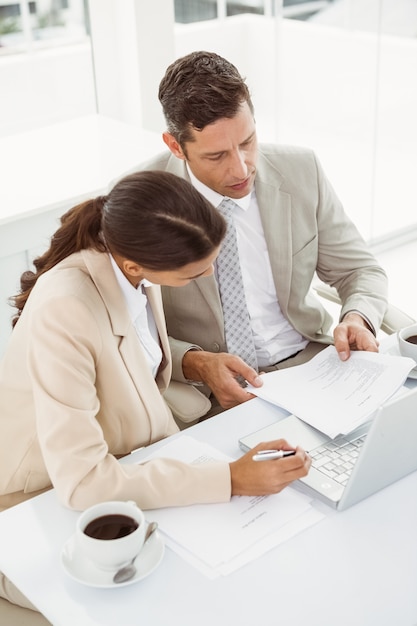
[275,0,417,243]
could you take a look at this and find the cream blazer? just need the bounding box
[139,144,388,384]
[0,250,230,511]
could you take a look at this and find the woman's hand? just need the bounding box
[229,439,311,496]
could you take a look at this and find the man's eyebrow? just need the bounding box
[241,131,256,144]
[201,132,256,157]
[201,148,225,158]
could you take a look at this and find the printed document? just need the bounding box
[247,346,415,438]
[139,436,325,577]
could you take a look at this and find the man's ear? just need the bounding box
[163,132,186,160]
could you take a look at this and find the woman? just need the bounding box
[0,170,311,614]
[0,170,310,514]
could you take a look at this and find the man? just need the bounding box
[140,50,388,416]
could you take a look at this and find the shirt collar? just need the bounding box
[186,163,252,212]
[109,254,152,321]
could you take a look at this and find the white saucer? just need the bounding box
[383,343,417,379]
[61,529,165,588]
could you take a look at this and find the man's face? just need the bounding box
[164,102,258,199]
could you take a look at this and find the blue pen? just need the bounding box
[252,449,296,461]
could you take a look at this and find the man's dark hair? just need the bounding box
[158,51,254,147]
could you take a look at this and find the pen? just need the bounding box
[252,449,296,461]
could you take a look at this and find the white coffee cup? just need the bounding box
[76,500,146,571]
[398,323,417,366]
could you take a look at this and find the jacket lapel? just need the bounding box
[144,284,172,388]
[81,249,171,404]
[193,275,224,336]
[255,152,293,316]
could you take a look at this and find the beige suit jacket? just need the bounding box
[0,250,230,511]
[140,144,388,384]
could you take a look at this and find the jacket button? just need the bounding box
[213,343,220,352]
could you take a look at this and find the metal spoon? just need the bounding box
[113,521,158,584]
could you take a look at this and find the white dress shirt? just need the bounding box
[110,255,162,377]
[187,167,308,367]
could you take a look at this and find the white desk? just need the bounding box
[0,394,416,626]
[0,115,162,357]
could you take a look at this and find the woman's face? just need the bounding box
[141,246,220,287]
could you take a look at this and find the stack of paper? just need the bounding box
[139,437,325,578]
[247,346,415,438]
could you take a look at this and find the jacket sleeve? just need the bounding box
[312,152,388,332]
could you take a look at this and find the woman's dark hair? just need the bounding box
[11,170,226,326]
[159,50,254,147]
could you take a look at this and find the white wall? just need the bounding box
[0,41,96,137]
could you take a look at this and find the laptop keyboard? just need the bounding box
[309,433,367,486]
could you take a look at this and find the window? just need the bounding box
[0,0,88,53]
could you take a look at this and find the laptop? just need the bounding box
[239,384,417,510]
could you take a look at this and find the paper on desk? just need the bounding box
[139,436,323,577]
[247,346,415,438]
[163,505,324,579]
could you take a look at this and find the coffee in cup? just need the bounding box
[398,323,417,367]
[84,514,139,540]
[76,500,146,571]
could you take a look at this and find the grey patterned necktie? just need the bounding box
[216,198,258,370]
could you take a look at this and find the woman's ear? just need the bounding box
[121,260,144,287]
[163,132,186,160]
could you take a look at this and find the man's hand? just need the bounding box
[230,439,311,496]
[333,312,379,361]
[182,350,263,409]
